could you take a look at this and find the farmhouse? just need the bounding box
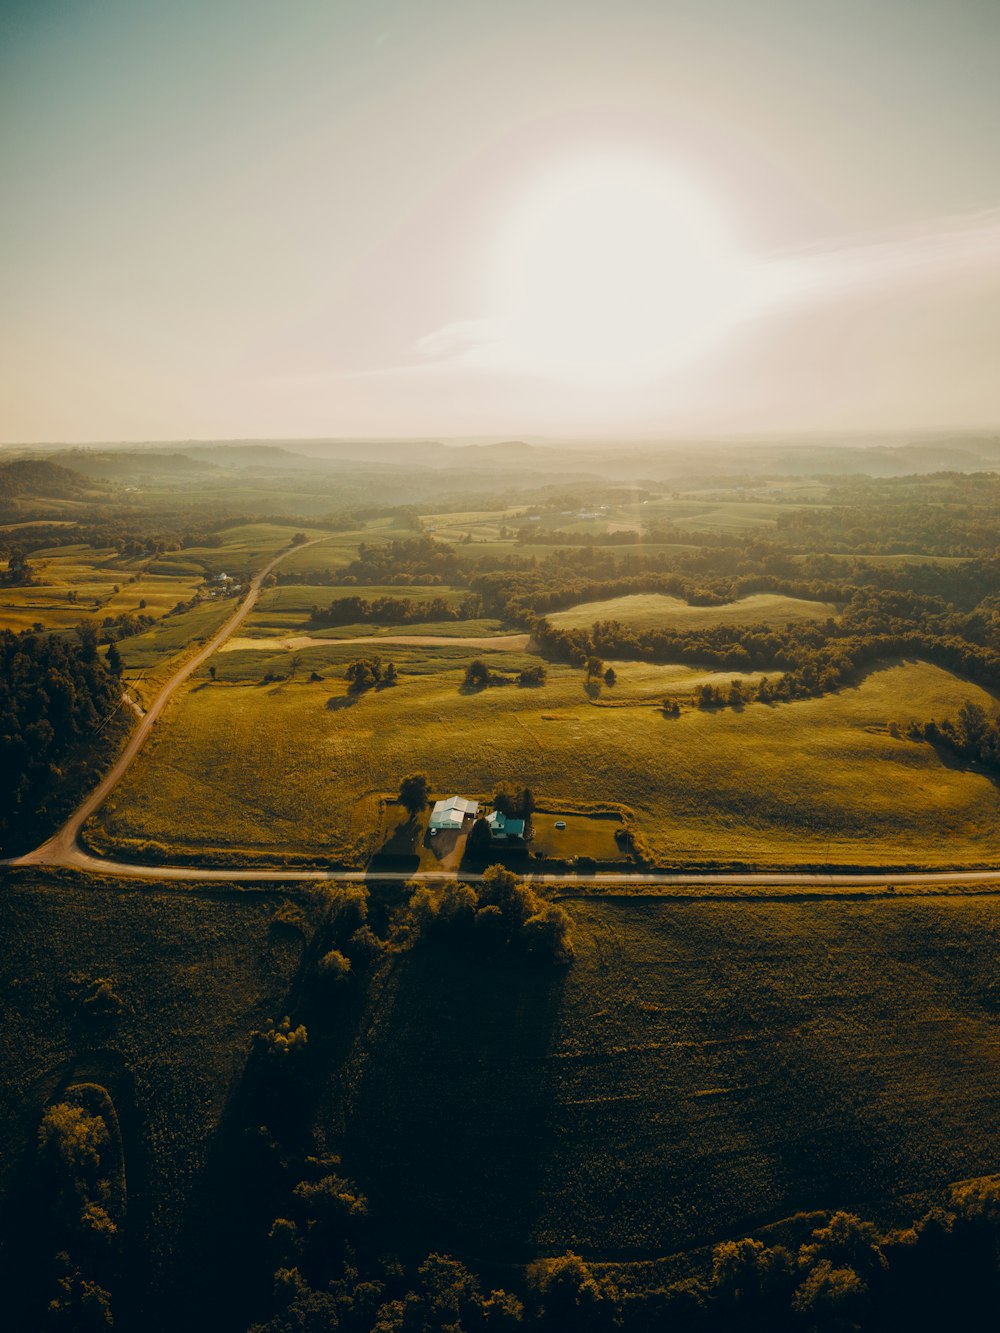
[487,809,526,841]
[428,795,479,833]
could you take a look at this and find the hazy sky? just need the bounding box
[2,0,999,442]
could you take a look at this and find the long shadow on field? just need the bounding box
[343,944,567,1264]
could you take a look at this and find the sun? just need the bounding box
[486,153,751,385]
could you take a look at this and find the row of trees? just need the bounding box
[309,594,482,628]
[251,1178,1000,1331]
[35,1093,123,1331]
[900,700,1000,773]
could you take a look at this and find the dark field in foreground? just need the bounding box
[345,894,1000,1262]
[0,871,306,1327]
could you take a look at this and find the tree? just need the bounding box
[493,784,516,817]
[209,664,217,680]
[603,667,616,687]
[518,787,536,822]
[585,655,604,679]
[527,1252,618,1330]
[318,949,351,985]
[384,661,398,685]
[464,659,490,688]
[398,772,429,818]
[105,641,123,677]
[468,815,493,856]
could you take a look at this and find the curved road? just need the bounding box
[5,535,1000,892]
[9,535,334,871]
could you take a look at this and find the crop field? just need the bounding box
[345,893,1000,1261]
[0,544,205,633]
[0,870,307,1318]
[87,656,1000,868]
[547,591,840,632]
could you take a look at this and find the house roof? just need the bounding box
[487,810,525,836]
[433,795,478,816]
[429,795,479,828]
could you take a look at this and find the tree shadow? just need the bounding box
[325,694,358,711]
[343,945,567,1263]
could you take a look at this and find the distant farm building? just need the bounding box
[428,795,479,833]
[487,809,526,841]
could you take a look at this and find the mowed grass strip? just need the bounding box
[344,895,1000,1261]
[91,657,1000,868]
[548,591,840,632]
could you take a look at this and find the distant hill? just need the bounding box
[0,458,88,505]
[46,450,216,480]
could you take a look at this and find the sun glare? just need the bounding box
[487,154,751,384]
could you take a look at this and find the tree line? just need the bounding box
[0,628,125,849]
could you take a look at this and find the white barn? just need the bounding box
[428,795,479,832]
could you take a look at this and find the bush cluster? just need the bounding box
[407,865,574,964]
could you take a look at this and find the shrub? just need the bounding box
[318,949,351,985]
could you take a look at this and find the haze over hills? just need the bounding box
[6,432,1000,482]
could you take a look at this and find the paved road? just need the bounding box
[5,532,1000,892]
[9,536,334,872]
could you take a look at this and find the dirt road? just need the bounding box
[6,532,1000,893]
[220,632,531,652]
[10,536,336,870]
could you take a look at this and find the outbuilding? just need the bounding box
[428,795,479,833]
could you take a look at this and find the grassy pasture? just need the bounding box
[273,526,424,578]
[345,894,1000,1261]
[88,657,1000,868]
[0,870,306,1322]
[548,591,840,632]
[180,523,332,576]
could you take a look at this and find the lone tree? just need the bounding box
[106,641,123,677]
[585,655,604,680]
[398,772,430,819]
[464,659,490,688]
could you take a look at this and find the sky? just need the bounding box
[2,0,999,443]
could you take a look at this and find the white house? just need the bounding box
[486,809,526,841]
[428,795,479,833]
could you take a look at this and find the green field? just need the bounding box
[345,893,1000,1260]
[548,591,840,632]
[87,656,1000,868]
